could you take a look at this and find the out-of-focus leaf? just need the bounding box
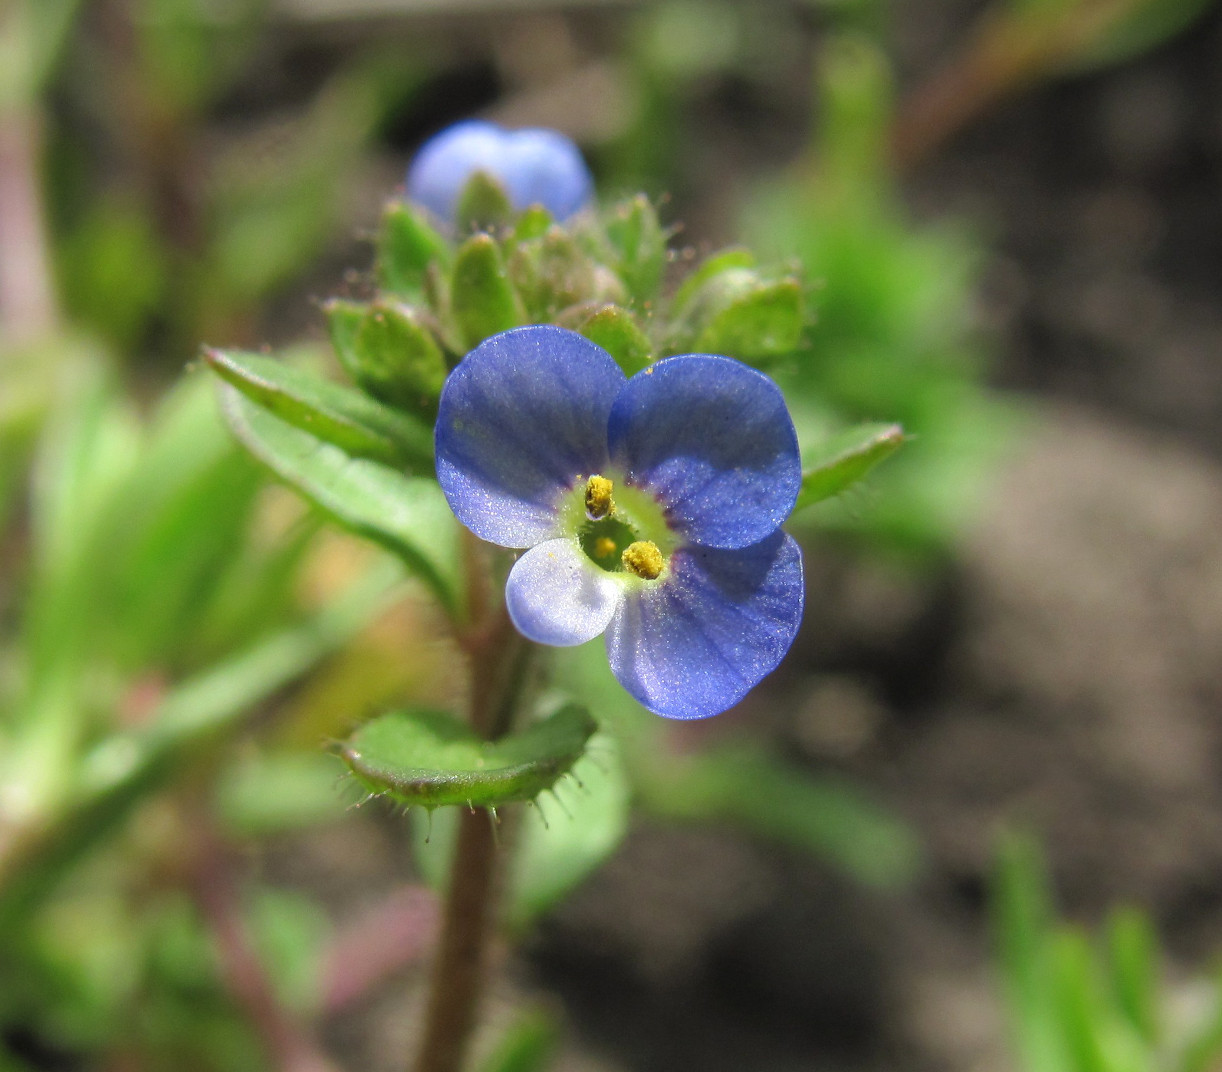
[204,347,433,470]
[477,1007,561,1072]
[1177,966,1222,1072]
[0,559,403,930]
[24,361,140,688]
[218,386,460,613]
[247,887,330,1014]
[795,422,905,510]
[508,736,630,928]
[56,200,168,351]
[339,705,597,810]
[208,65,384,302]
[1105,907,1159,1047]
[642,744,921,888]
[994,834,1072,1072]
[1058,0,1214,73]
[1051,929,1111,1072]
[217,751,352,838]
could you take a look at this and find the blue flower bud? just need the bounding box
[406,120,593,225]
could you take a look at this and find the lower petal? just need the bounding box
[506,538,623,647]
[604,531,803,719]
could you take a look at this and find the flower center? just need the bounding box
[571,475,672,580]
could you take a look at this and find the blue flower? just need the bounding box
[435,325,804,720]
[406,120,593,225]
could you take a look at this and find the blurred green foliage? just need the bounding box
[995,836,1222,1072]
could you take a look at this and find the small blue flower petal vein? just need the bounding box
[435,324,804,720]
[406,120,593,224]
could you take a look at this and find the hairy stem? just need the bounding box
[409,808,498,1072]
[411,535,530,1072]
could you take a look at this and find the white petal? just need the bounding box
[506,539,623,646]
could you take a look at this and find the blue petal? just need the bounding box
[406,121,507,223]
[406,121,592,224]
[506,539,623,646]
[496,128,593,221]
[436,326,625,548]
[604,532,803,719]
[607,355,801,549]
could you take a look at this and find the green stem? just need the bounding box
[411,536,531,1072]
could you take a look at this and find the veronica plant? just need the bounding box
[205,120,905,1072]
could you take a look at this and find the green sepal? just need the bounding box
[339,704,597,809]
[795,422,905,510]
[450,233,526,351]
[509,226,612,321]
[509,204,554,244]
[571,304,652,375]
[454,169,514,234]
[325,299,448,417]
[217,386,461,614]
[694,276,804,361]
[670,247,756,311]
[603,194,667,303]
[377,200,452,300]
[203,347,432,471]
[668,264,805,363]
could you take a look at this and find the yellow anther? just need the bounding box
[622,540,664,580]
[594,536,618,558]
[585,475,614,519]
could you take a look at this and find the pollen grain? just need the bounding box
[585,475,614,519]
[622,540,664,580]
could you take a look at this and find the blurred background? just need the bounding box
[3,0,1222,1070]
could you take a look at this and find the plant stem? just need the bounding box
[410,808,498,1072]
[411,535,531,1072]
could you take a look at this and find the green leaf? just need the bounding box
[0,560,402,932]
[994,834,1073,1072]
[1052,929,1111,1072]
[1176,967,1222,1072]
[508,735,631,928]
[603,194,667,303]
[795,422,905,511]
[377,199,452,300]
[573,304,652,375]
[450,233,526,350]
[217,751,352,838]
[1105,907,1159,1047]
[324,299,449,419]
[477,1007,561,1072]
[204,347,433,471]
[339,705,597,810]
[217,386,460,613]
